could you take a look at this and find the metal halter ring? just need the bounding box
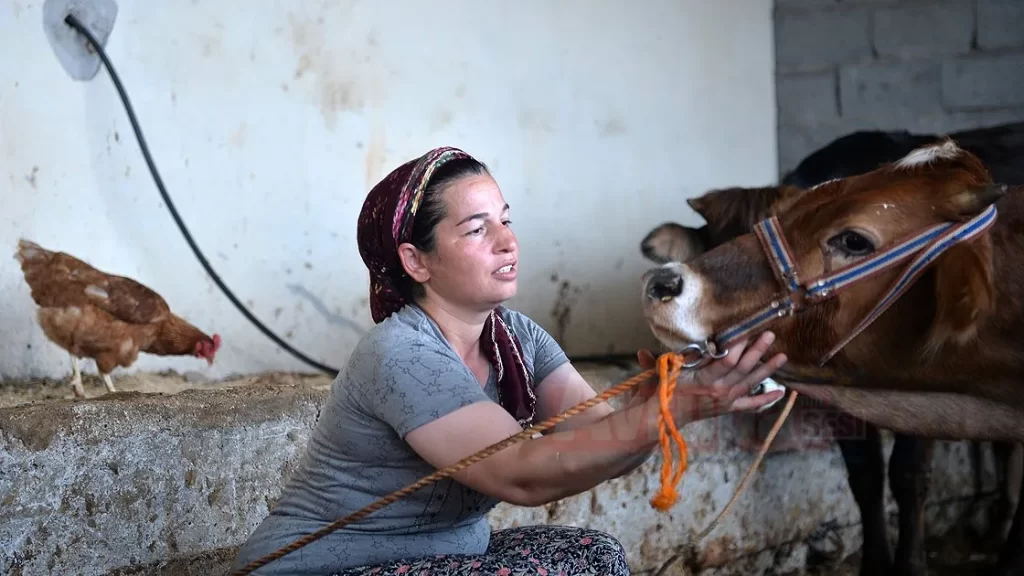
[677,340,730,369]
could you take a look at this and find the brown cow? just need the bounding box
[642,184,942,576]
[641,140,1024,574]
[644,174,1024,576]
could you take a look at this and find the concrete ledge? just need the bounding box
[1,384,323,575]
[0,372,996,575]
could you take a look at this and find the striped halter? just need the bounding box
[680,202,999,369]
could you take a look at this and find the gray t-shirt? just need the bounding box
[231,304,570,575]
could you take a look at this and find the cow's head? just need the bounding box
[640,185,807,265]
[641,140,1005,378]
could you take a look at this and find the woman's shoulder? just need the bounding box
[495,306,552,343]
[354,305,452,358]
[339,305,491,431]
[345,304,560,371]
[495,306,569,382]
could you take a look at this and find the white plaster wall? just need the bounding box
[0,0,777,381]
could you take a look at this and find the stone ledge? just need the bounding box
[0,376,996,575]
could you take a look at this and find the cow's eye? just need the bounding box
[828,231,875,257]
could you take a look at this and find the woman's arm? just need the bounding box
[534,351,665,434]
[406,392,659,506]
[404,332,786,507]
[529,350,672,478]
[532,362,615,432]
[527,312,658,434]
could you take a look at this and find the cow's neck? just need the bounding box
[783,382,1024,442]
[816,199,1024,410]
[901,204,1024,407]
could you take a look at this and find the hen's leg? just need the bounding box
[101,373,117,394]
[69,354,85,398]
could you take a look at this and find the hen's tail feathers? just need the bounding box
[14,239,50,266]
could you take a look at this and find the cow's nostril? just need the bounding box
[647,270,684,301]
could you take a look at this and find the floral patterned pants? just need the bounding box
[332,525,631,576]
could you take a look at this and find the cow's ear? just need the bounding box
[699,185,802,230]
[687,187,745,221]
[939,183,1007,221]
[687,196,708,219]
[774,185,809,216]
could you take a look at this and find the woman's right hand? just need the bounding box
[638,332,787,424]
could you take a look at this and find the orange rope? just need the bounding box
[231,351,719,576]
[652,389,800,576]
[650,352,688,510]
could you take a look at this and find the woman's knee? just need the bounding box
[573,528,629,570]
[491,525,629,574]
[574,527,624,547]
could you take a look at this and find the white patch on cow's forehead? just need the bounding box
[809,178,840,191]
[894,140,962,169]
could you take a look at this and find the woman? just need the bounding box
[231,147,787,576]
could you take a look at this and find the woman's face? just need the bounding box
[406,172,519,313]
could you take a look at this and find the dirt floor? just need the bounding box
[804,525,1007,576]
[1,368,1010,575]
[0,368,334,408]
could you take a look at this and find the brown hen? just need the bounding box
[14,239,221,398]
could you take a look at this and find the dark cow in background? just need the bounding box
[640,122,1024,576]
[781,123,1024,190]
[643,122,1024,267]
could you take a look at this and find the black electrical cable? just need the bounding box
[63,14,339,375]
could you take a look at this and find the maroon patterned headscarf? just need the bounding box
[356,146,537,428]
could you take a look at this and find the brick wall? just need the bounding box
[774,0,1024,174]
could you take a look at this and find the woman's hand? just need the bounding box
[635,331,787,424]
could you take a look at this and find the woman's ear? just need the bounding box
[397,242,431,283]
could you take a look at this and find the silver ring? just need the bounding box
[707,344,729,360]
